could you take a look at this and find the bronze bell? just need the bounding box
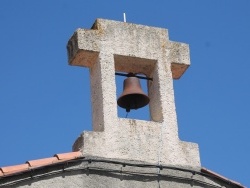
[117,75,150,112]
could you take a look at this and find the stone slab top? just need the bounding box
[67,18,190,79]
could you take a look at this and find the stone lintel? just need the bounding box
[67,19,190,79]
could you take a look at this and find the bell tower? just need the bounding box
[67,19,200,169]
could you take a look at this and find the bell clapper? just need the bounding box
[125,111,129,118]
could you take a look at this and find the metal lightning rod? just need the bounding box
[123,13,126,22]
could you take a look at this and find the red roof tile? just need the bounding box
[201,167,245,188]
[55,151,82,160]
[26,157,58,168]
[0,151,82,177]
[0,164,29,175]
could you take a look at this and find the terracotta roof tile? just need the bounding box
[26,157,58,168]
[0,164,29,175]
[0,151,82,177]
[55,151,82,160]
[201,167,245,188]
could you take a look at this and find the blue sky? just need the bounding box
[0,0,249,186]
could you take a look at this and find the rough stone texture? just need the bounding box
[67,19,200,169]
[0,159,241,188]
